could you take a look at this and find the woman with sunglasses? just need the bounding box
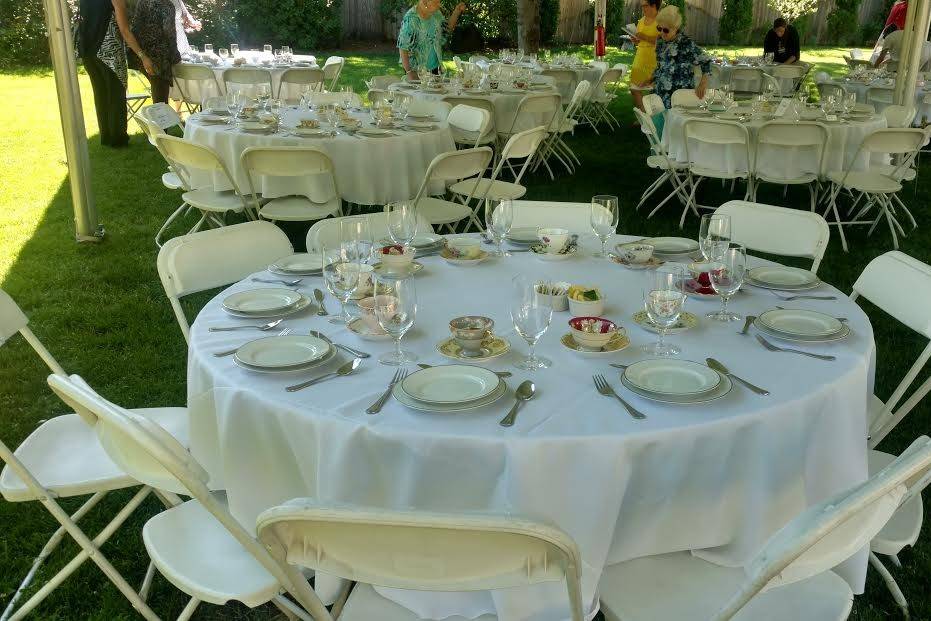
[647,5,711,109]
[629,0,661,115]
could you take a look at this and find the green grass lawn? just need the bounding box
[1,45,929,619]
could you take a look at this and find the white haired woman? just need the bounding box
[646,5,711,109]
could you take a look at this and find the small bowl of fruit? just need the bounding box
[378,244,414,272]
[567,285,605,316]
[568,316,619,350]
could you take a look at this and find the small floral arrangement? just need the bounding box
[380,244,406,256]
[569,317,617,334]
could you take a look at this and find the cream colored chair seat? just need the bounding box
[259,196,340,222]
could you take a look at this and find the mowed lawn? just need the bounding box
[1,45,930,619]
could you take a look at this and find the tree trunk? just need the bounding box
[517,0,541,52]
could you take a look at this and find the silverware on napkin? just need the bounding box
[285,358,362,391]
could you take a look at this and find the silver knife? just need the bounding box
[706,358,770,396]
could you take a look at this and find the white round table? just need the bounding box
[182,108,455,206]
[664,107,887,174]
[170,52,319,100]
[186,234,873,621]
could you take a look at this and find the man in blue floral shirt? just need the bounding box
[649,5,711,109]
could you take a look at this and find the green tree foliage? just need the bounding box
[235,0,342,49]
[767,0,818,22]
[719,0,753,45]
[827,0,862,46]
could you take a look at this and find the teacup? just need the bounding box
[378,245,414,272]
[357,295,395,332]
[445,237,482,260]
[617,242,654,264]
[449,316,494,357]
[537,228,570,254]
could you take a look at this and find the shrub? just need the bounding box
[827,0,862,46]
[719,0,753,45]
[234,0,342,50]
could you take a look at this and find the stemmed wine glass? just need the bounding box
[204,43,214,55]
[218,48,229,62]
[591,194,619,258]
[708,244,747,322]
[510,275,553,371]
[230,43,240,57]
[386,201,418,248]
[374,277,417,366]
[341,86,355,110]
[485,199,513,257]
[340,217,373,265]
[642,266,686,357]
[321,243,361,325]
[225,91,241,123]
[698,213,731,262]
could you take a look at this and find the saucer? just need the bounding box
[631,310,698,334]
[347,318,392,341]
[437,335,510,362]
[559,332,630,357]
[372,261,424,278]
[441,249,489,266]
[610,255,665,270]
[530,244,577,261]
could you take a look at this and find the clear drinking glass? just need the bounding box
[341,86,354,109]
[219,48,229,61]
[226,91,240,121]
[386,201,418,248]
[485,199,513,257]
[510,275,553,371]
[698,213,731,262]
[845,91,857,114]
[707,244,747,322]
[322,245,361,325]
[263,44,272,54]
[642,266,686,357]
[340,217,373,265]
[204,43,213,54]
[591,195,619,258]
[374,277,417,366]
[230,43,239,56]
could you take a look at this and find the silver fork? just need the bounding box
[770,292,837,301]
[209,318,283,332]
[755,334,836,361]
[252,277,302,286]
[366,369,408,414]
[214,327,292,357]
[593,374,646,420]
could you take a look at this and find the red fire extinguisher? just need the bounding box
[595,17,606,58]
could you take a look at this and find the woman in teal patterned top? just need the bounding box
[397,0,466,81]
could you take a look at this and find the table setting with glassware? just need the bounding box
[184,199,874,621]
[821,66,931,124]
[182,91,455,205]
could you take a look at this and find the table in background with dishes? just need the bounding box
[818,64,931,125]
[183,94,454,206]
[475,50,607,100]
[184,199,873,621]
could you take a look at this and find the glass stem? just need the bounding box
[395,336,403,359]
[658,327,666,350]
[721,295,729,316]
[340,298,348,321]
[528,340,536,362]
[601,238,607,257]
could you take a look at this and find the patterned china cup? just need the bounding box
[358,295,394,332]
[617,242,654,264]
[537,228,570,254]
[449,316,495,357]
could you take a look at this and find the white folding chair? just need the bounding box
[366,74,402,90]
[825,128,926,251]
[222,67,273,99]
[407,97,450,120]
[323,56,345,91]
[499,93,561,180]
[0,291,187,621]
[154,135,254,233]
[172,63,222,114]
[46,374,335,621]
[241,146,342,223]
[753,121,828,211]
[256,499,585,621]
[632,107,690,218]
[773,64,806,95]
[450,126,547,207]
[642,93,666,115]
[714,201,830,273]
[507,200,602,234]
[682,118,753,228]
[599,435,931,621]
[446,104,492,149]
[307,91,362,108]
[443,96,497,146]
[410,146,494,232]
[816,82,848,103]
[535,80,590,175]
[882,104,917,128]
[126,69,150,119]
[305,213,434,253]
[730,67,763,96]
[541,68,577,101]
[277,68,326,103]
[671,89,702,108]
[156,220,293,343]
[583,65,626,131]
[866,86,895,116]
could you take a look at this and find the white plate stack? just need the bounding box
[754,309,850,343]
[222,288,312,318]
[233,334,336,373]
[620,359,733,404]
[746,266,821,291]
[392,365,507,412]
[268,253,324,276]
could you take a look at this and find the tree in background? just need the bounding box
[766,0,818,23]
[517,0,542,52]
[827,0,863,46]
[719,0,753,45]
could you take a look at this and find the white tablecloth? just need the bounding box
[664,108,887,174]
[186,234,873,621]
[182,108,455,205]
[170,53,319,100]
[822,78,931,125]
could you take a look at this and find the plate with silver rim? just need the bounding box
[642,237,700,255]
[223,288,303,314]
[393,378,507,412]
[754,320,851,343]
[233,342,337,373]
[623,359,721,397]
[757,308,843,338]
[400,365,500,404]
[621,371,733,405]
[270,253,324,274]
[223,295,312,319]
[747,266,821,291]
[235,334,330,369]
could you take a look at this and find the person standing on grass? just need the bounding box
[647,5,711,109]
[132,0,181,104]
[629,0,661,116]
[763,18,800,64]
[397,0,467,81]
[77,0,154,147]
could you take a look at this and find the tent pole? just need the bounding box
[42,0,103,243]
[897,0,931,113]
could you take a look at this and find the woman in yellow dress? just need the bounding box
[630,0,661,115]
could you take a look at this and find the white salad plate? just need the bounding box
[642,237,700,255]
[622,370,733,405]
[357,128,395,137]
[233,344,337,374]
[234,334,330,369]
[757,309,843,338]
[506,227,539,245]
[270,253,324,274]
[292,127,328,137]
[223,295,312,319]
[747,266,821,290]
[623,359,721,397]
[400,365,501,405]
[223,288,303,314]
[393,378,507,413]
[754,321,851,343]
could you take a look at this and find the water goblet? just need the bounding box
[510,275,553,371]
[322,245,361,325]
[485,199,513,257]
[230,43,239,56]
[386,201,418,248]
[591,194,619,258]
[219,48,229,62]
[698,213,731,262]
[263,44,272,54]
[707,244,747,322]
[641,266,686,357]
[204,43,213,54]
[374,277,417,366]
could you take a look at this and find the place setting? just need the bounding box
[220,287,314,319]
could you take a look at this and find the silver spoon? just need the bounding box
[286,358,362,392]
[499,381,535,427]
[314,289,328,316]
[209,318,283,332]
[417,363,512,378]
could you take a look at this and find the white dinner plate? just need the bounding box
[234,335,330,369]
[623,359,721,396]
[223,288,302,314]
[406,113,435,121]
[400,365,500,404]
[233,344,337,373]
[622,371,733,405]
[357,128,395,137]
[747,266,821,290]
[441,250,489,266]
[412,234,444,249]
[197,114,228,124]
[223,295,312,319]
[272,253,324,274]
[757,309,843,338]
[372,261,424,278]
[754,320,851,343]
[346,318,392,341]
[393,378,507,413]
[642,237,700,255]
[506,227,539,244]
[405,121,437,130]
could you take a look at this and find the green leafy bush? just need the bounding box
[234,0,342,50]
[827,0,862,46]
[719,0,753,45]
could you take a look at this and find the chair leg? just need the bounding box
[892,194,918,229]
[155,202,190,248]
[869,552,909,619]
[177,597,201,621]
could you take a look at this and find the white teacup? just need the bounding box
[537,228,569,254]
[445,237,482,260]
[617,242,654,264]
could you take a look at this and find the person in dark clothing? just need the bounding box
[763,18,800,64]
[77,0,154,147]
[132,0,181,104]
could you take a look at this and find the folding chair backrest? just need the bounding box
[223,68,273,98]
[684,119,751,175]
[447,104,490,135]
[761,72,782,97]
[566,80,591,114]
[305,214,434,253]
[882,104,917,128]
[423,146,493,183]
[508,93,561,136]
[671,89,701,108]
[500,125,547,161]
[755,121,828,182]
[859,128,926,155]
[632,107,664,154]
[816,82,847,102]
[642,93,665,115]
[714,435,931,620]
[140,103,183,132]
[714,201,830,273]
[278,68,325,101]
[508,200,600,234]
[153,134,242,197]
[156,221,293,342]
[308,92,362,108]
[541,69,577,98]
[241,146,338,206]
[867,86,894,106]
[851,251,931,446]
[172,63,221,106]
[256,499,584,621]
[45,374,334,618]
[408,97,449,119]
[730,67,762,93]
[323,56,344,89]
[443,96,496,133]
[368,75,401,90]
[0,289,66,375]
[599,68,625,88]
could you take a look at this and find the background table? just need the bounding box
[183,108,454,205]
[186,234,873,621]
[170,54,319,100]
[821,77,931,125]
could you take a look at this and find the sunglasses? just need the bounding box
[658,27,672,34]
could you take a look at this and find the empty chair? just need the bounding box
[241,146,342,224]
[583,65,626,130]
[632,107,690,218]
[598,435,931,621]
[671,89,702,108]
[507,200,602,234]
[450,126,547,205]
[307,91,362,108]
[443,96,497,145]
[411,146,494,232]
[753,121,828,211]
[306,213,433,253]
[816,82,848,103]
[277,67,325,102]
[446,104,492,149]
[500,93,561,178]
[541,68,577,100]
[126,69,151,118]
[882,104,917,128]
[222,67,273,98]
[323,56,344,91]
[156,221,293,342]
[729,67,762,95]
[642,93,665,115]
[773,64,806,94]
[714,201,830,273]
[367,74,402,90]
[534,81,590,176]
[172,63,222,113]
[256,499,585,621]
[866,86,895,113]
[682,118,753,228]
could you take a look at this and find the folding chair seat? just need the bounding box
[323,56,345,91]
[222,68,273,99]
[633,107,689,218]
[446,104,492,149]
[411,147,493,232]
[450,126,546,203]
[126,69,151,119]
[682,118,753,227]
[241,146,342,223]
[443,97,497,147]
[172,63,222,114]
[599,436,931,621]
[277,68,326,103]
[306,213,433,252]
[882,104,917,128]
[753,121,828,211]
